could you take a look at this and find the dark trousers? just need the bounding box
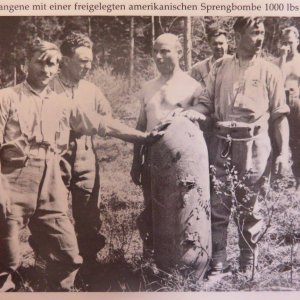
[71,171,105,262]
[66,135,104,262]
[209,131,270,268]
[0,154,82,291]
[287,94,300,179]
[136,147,153,254]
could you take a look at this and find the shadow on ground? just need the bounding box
[76,257,143,292]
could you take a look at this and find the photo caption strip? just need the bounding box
[0,0,300,16]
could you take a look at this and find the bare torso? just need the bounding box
[282,54,300,95]
[142,70,202,131]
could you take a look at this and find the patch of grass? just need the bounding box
[17,67,300,292]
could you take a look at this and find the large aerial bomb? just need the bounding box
[150,117,211,279]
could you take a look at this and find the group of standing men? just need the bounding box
[0,33,159,291]
[0,16,299,292]
[132,17,299,282]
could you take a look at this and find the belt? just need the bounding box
[215,120,265,138]
[214,121,267,158]
[1,142,57,168]
[27,144,57,158]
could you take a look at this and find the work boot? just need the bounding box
[77,233,106,264]
[236,265,260,281]
[136,210,154,259]
[204,262,232,282]
[239,246,258,271]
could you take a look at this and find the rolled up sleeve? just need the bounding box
[193,63,218,114]
[193,59,223,114]
[268,66,290,121]
[69,102,107,137]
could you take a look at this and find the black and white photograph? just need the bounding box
[1,5,300,296]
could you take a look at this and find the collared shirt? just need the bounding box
[140,70,202,131]
[197,55,289,125]
[0,81,106,155]
[190,55,232,88]
[50,76,112,116]
[49,76,113,190]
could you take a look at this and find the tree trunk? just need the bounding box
[151,16,155,48]
[183,16,192,72]
[88,17,92,37]
[129,17,135,91]
[13,66,17,86]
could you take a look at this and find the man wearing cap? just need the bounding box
[49,32,111,268]
[276,26,300,191]
[130,33,204,256]
[190,25,230,88]
[190,17,289,279]
[0,38,159,291]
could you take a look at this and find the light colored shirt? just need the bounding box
[49,76,112,190]
[0,81,105,155]
[50,77,112,116]
[139,70,202,131]
[190,55,231,88]
[197,55,289,126]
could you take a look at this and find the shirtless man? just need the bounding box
[130,33,203,255]
[277,26,300,190]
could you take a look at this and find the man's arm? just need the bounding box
[180,87,210,122]
[0,90,11,218]
[268,64,290,176]
[69,102,151,144]
[130,102,147,185]
[188,97,212,115]
[272,115,289,176]
[181,64,217,121]
[277,45,291,82]
[105,116,148,144]
[0,91,10,145]
[190,63,207,89]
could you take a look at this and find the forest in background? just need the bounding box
[2,15,300,291]
[0,16,300,89]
